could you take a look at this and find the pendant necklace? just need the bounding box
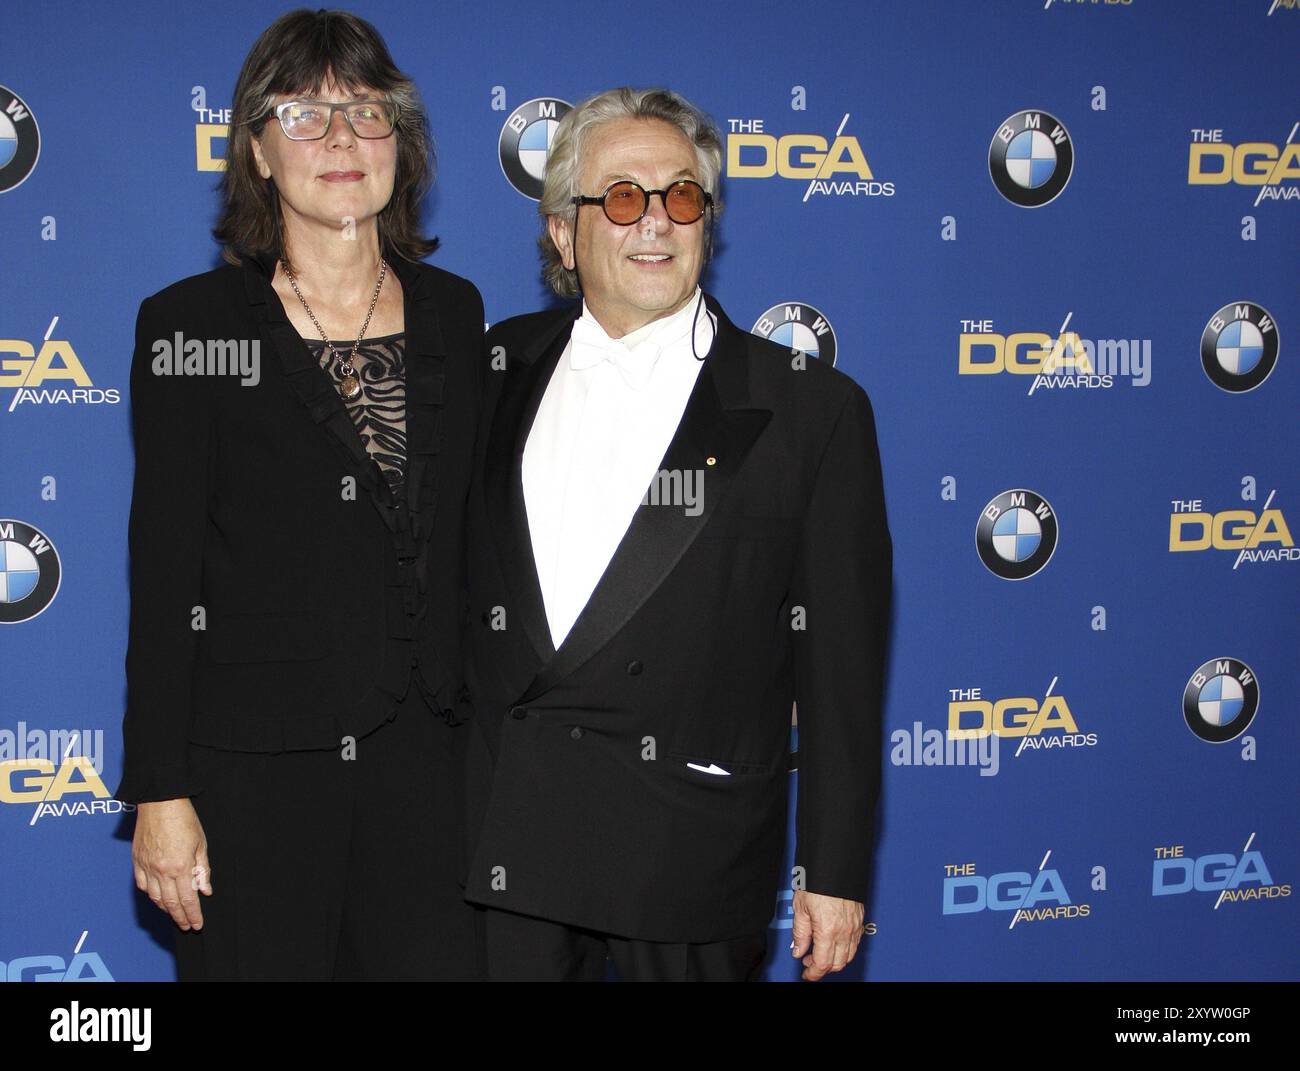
[283,256,388,402]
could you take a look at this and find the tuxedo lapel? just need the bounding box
[483,304,582,667]
[516,293,773,702]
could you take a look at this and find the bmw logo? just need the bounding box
[989,109,1073,208]
[976,489,1058,579]
[751,302,838,367]
[0,85,40,194]
[1183,657,1259,742]
[498,97,572,201]
[1200,301,1279,393]
[0,519,61,623]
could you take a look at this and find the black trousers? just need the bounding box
[174,688,483,981]
[479,905,769,982]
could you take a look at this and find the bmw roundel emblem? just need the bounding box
[1183,657,1259,742]
[976,489,1058,580]
[1200,301,1279,393]
[0,519,61,623]
[751,302,838,367]
[498,97,572,201]
[0,85,40,194]
[989,109,1073,208]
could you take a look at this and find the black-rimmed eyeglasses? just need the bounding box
[572,179,713,225]
[271,99,398,141]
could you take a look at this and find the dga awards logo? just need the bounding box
[191,86,231,172]
[943,850,1095,928]
[958,312,1151,392]
[976,489,1058,579]
[1169,490,1295,566]
[0,85,40,193]
[0,318,120,408]
[988,109,1073,207]
[725,113,894,200]
[0,520,60,623]
[498,97,571,200]
[1187,124,1300,204]
[1182,657,1259,743]
[1,724,118,822]
[1152,835,1289,908]
[948,681,1098,754]
[751,303,837,366]
[1,931,114,981]
[1200,301,1278,392]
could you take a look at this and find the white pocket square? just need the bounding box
[686,762,731,776]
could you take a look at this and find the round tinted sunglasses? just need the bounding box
[572,179,713,226]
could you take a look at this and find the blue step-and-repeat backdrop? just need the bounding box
[1,0,1296,982]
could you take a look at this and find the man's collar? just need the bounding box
[569,289,713,389]
[505,289,753,411]
[579,286,705,353]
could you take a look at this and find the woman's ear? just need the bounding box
[250,133,273,181]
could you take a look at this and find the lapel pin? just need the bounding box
[706,456,717,466]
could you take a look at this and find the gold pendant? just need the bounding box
[338,373,362,401]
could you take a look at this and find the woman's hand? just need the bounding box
[132,799,212,930]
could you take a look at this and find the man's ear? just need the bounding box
[548,214,575,271]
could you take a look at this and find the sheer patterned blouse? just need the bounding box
[302,332,407,495]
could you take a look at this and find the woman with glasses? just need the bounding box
[116,9,484,980]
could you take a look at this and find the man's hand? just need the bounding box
[790,889,865,981]
[132,798,212,930]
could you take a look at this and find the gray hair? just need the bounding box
[538,87,724,298]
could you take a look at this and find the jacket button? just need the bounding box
[626,660,643,676]
[570,726,583,740]
[510,706,527,720]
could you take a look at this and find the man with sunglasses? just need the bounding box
[461,87,892,982]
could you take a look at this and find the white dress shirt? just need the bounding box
[522,287,716,650]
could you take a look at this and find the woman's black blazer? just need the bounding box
[115,246,485,803]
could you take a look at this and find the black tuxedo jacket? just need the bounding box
[462,293,893,942]
[115,247,484,803]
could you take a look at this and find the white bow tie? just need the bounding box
[568,316,660,390]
